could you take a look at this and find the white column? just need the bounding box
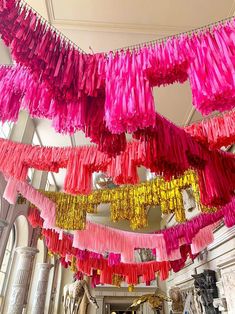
[7,246,39,314]
[32,263,53,314]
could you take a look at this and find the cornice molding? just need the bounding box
[207,225,235,251]
[52,19,194,35]
[47,0,194,35]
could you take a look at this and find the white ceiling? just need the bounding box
[0,0,234,230]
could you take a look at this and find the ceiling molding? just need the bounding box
[52,19,195,35]
[227,0,235,16]
[47,0,195,35]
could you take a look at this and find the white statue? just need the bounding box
[62,279,99,314]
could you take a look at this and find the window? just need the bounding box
[0,122,12,139]
[45,172,55,191]
[0,226,16,302]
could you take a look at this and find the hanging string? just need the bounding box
[13,1,235,55]
[18,0,86,54]
[112,15,235,53]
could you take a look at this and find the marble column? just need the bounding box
[7,246,39,314]
[31,263,53,314]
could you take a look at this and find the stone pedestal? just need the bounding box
[94,296,104,314]
[32,263,53,314]
[7,246,39,314]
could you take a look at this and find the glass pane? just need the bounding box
[28,168,34,182]
[6,233,13,251]
[1,251,10,273]
[32,131,41,145]
[0,272,5,294]
[48,172,54,185]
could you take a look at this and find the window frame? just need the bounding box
[0,225,16,299]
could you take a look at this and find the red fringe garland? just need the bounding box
[185,110,235,150]
[0,113,234,208]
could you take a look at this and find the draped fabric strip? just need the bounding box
[1,1,235,143]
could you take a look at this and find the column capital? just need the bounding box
[37,262,54,270]
[15,246,39,257]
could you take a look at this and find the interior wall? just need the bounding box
[165,224,235,314]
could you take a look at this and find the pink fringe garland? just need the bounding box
[0,1,235,138]
[72,220,215,263]
[73,221,168,263]
[160,197,235,255]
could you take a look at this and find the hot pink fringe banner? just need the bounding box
[0,1,235,139]
[0,65,234,152]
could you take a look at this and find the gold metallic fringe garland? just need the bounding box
[70,256,77,272]
[112,274,123,287]
[18,170,215,230]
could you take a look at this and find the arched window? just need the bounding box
[0,225,16,306]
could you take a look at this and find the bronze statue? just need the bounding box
[62,279,98,314]
[126,288,170,312]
